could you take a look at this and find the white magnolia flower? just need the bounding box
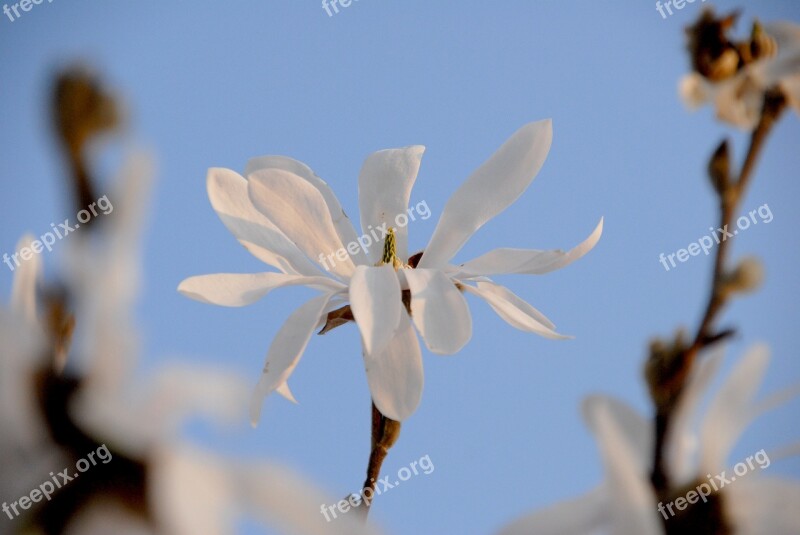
[0,235,60,505]
[179,120,603,423]
[498,345,800,535]
[680,21,800,129]
[1,155,380,535]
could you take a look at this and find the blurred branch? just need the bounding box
[52,67,120,220]
[648,87,787,512]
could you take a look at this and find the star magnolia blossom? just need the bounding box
[498,345,800,535]
[179,120,603,423]
[680,21,800,130]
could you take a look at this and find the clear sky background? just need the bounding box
[1,1,799,534]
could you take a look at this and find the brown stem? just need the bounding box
[690,87,787,356]
[355,402,401,518]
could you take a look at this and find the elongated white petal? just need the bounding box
[178,272,343,307]
[403,268,471,354]
[419,120,552,268]
[349,265,402,356]
[364,310,423,421]
[207,168,320,276]
[249,293,335,426]
[582,395,653,471]
[665,349,724,485]
[699,344,770,474]
[462,282,566,339]
[249,169,356,279]
[358,146,425,263]
[10,234,41,323]
[245,155,369,266]
[75,365,250,458]
[457,219,603,276]
[584,399,663,535]
[497,487,608,535]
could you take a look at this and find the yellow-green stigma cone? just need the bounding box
[380,227,402,269]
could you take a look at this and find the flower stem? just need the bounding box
[356,402,401,518]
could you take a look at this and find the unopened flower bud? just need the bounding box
[722,256,764,295]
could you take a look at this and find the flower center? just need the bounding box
[380,227,403,269]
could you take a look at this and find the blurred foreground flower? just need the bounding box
[1,149,381,535]
[680,10,800,129]
[179,120,603,423]
[498,345,800,535]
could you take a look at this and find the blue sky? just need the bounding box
[1,1,799,534]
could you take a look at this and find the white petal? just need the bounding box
[358,146,425,263]
[727,478,800,535]
[584,399,663,535]
[150,367,250,427]
[679,73,712,110]
[248,169,356,279]
[275,381,298,404]
[10,234,41,323]
[780,74,800,114]
[457,218,603,277]
[714,76,763,130]
[178,272,343,307]
[403,268,471,354]
[665,349,724,485]
[364,310,423,421]
[74,365,250,458]
[699,344,770,474]
[65,504,153,535]
[764,22,800,53]
[582,395,653,471]
[497,487,608,535]
[151,445,233,535]
[752,380,800,423]
[238,463,385,535]
[349,265,403,356]
[207,168,321,276]
[462,281,567,339]
[419,120,553,269]
[245,155,369,266]
[249,293,335,426]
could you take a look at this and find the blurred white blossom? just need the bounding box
[680,19,800,129]
[497,345,800,535]
[1,153,382,535]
